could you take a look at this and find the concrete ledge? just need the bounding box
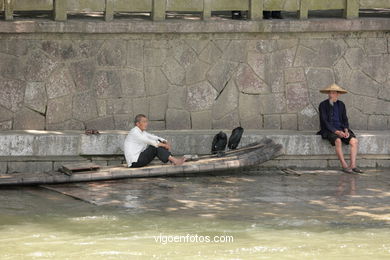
[0,130,389,156]
[0,130,389,174]
[0,18,390,34]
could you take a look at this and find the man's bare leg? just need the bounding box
[168,155,186,166]
[349,138,358,168]
[335,138,349,169]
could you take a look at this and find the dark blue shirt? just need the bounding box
[330,102,343,130]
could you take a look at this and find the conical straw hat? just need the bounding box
[319,83,348,94]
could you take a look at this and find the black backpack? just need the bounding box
[211,131,227,154]
[228,127,244,150]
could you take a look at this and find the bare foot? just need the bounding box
[170,157,186,166]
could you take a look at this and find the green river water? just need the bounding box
[0,169,389,259]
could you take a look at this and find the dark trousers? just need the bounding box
[131,145,171,168]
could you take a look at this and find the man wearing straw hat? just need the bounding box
[317,84,364,174]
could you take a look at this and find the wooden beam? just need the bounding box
[105,0,114,21]
[202,0,212,20]
[344,0,359,19]
[54,0,67,21]
[299,0,309,19]
[152,0,166,21]
[4,0,14,21]
[249,0,263,20]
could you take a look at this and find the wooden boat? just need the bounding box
[0,138,282,186]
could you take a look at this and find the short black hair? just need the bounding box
[134,114,147,125]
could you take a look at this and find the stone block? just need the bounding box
[7,161,53,174]
[212,111,240,129]
[185,59,210,85]
[24,82,47,114]
[46,95,73,124]
[212,79,238,120]
[235,63,270,94]
[114,114,132,130]
[46,119,84,130]
[368,115,388,130]
[133,97,149,117]
[0,78,25,112]
[46,66,75,99]
[85,116,115,130]
[93,71,122,98]
[207,59,238,93]
[286,82,309,113]
[97,39,127,66]
[144,47,168,67]
[364,37,387,55]
[162,56,185,85]
[191,110,212,130]
[72,91,98,122]
[24,51,59,82]
[149,94,168,121]
[259,93,287,114]
[264,115,281,129]
[168,85,186,109]
[34,134,80,156]
[281,114,298,130]
[106,98,132,115]
[148,121,166,130]
[144,67,169,96]
[127,40,144,71]
[298,105,319,130]
[284,67,305,83]
[198,42,222,65]
[186,81,218,112]
[13,108,45,130]
[166,109,191,130]
[69,59,96,91]
[221,40,247,63]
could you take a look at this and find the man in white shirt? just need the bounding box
[124,114,186,167]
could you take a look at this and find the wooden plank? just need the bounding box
[67,0,105,12]
[211,0,249,11]
[344,0,359,19]
[60,162,101,175]
[13,0,52,11]
[263,0,299,11]
[54,0,67,21]
[113,0,152,12]
[4,0,14,21]
[249,0,263,20]
[299,0,309,19]
[202,0,211,20]
[105,0,113,21]
[152,0,166,21]
[166,0,203,12]
[360,0,390,8]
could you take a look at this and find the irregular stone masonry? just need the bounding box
[0,20,389,131]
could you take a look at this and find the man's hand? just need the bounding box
[344,129,350,139]
[158,141,171,151]
[335,130,346,138]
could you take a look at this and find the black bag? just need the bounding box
[228,127,244,150]
[211,131,227,154]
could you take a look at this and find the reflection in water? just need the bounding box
[337,174,357,197]
[0,169,389,259]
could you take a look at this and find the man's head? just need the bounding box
[328,91,340,101]
[134,114,148,131]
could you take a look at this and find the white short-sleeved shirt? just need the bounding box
[124,126,166,167]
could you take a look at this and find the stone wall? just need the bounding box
[0,21,390,131]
